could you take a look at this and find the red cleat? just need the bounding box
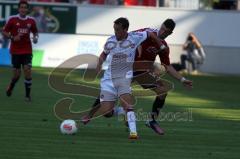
[145,120,164,135]
[81,115,91,125]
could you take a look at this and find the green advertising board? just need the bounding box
[0,2,77,34]
[32,49,44,67]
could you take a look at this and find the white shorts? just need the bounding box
[100,78,132,102]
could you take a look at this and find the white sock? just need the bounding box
[127,111,137,133]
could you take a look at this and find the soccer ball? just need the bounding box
[60,119,78,135]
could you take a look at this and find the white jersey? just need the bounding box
[102,31,147,80]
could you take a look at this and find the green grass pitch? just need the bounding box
[0,67,239,159]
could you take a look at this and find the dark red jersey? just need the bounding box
[3,15,38,55]
[134,28,170,66]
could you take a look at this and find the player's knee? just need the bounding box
[23,64,31,71]
[24,68,31,74]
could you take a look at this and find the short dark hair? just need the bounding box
[187,35,193,41]
[18,1,29,8]
[163,19,175,31]
[114,17,129,30]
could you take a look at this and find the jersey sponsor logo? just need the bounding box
[18,28,28,34]
[112,53,128,65]
[112,53,127,59]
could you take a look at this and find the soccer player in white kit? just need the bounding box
[96,17,164,139]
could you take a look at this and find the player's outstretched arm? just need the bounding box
[166,64,193,89]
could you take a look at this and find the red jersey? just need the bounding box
[134,28,170,66]
[3,14,38,55]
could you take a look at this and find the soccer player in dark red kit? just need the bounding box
[2,1,38,101]
[133,19,192,135]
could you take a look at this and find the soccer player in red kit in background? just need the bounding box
[2,1,39,101]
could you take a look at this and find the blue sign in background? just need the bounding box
[0,49,11,66]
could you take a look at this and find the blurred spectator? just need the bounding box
[124,0,157,7]
[89,0,105,4]
[180,32,206,74]
[30,6,48,32]
[142,0,156,6]
[30,6,60,33]
[124,0,138,6]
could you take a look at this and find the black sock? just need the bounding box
[88,97,101,118]
[24,78,32,98]
[92,97,100,108]
[8,77,19,91]
[151,95,166,121]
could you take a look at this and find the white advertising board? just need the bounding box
[35,33,108,68]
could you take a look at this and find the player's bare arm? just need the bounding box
[96,51,107,74]
[165,64,193,88]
